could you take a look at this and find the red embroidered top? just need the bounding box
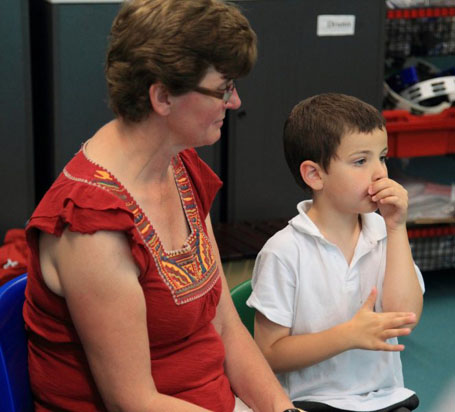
[24,147,234,412]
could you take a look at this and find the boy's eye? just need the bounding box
[354,158,366,166]
[380,155,388,163]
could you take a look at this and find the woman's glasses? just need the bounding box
[193,81,236,104]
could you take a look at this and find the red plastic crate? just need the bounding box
[407,224,455,239]
[386,7,455,20]
[383,108,455,158]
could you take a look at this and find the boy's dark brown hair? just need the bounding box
[283,93,386,191]
[105,0,257,122]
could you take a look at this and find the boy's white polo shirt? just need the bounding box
[247,200,425,411]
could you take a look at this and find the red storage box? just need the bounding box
[387,7,455,20]
[383,108,455,158]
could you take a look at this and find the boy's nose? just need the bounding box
[372,162,388,181]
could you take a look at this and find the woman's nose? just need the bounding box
[226,88,241,110]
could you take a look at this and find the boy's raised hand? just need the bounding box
[368,177,408,230]
[345,287,416,352]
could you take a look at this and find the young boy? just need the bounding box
[246,93,424,412]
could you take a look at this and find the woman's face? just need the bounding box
[167,67,241,148]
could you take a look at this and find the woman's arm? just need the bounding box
[205,216,296,412]
[45,228,210,412]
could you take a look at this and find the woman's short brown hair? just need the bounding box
[283,93,386,192]
[105,0,257,122]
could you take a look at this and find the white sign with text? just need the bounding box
[317,15,356,36]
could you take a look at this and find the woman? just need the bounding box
[23,0,301,411]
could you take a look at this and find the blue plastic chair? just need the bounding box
[0,273,34,411]
[230,279,256,337]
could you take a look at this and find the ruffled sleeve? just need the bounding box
[28,176,135,237]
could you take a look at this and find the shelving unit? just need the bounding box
[385,6,455,59]
[384,6,455,271]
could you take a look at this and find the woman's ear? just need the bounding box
[149,83,171,115]
[300,160,324,191]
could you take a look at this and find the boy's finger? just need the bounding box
[381,312,416,326]
[361,287,377,310]
[379,342,405,352]
[368,178,392,194]
[382,327,412,340]
[377,196,401,205]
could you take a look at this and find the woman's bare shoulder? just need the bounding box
[39,228,138,297]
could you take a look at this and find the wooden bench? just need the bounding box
[213,219,289,262]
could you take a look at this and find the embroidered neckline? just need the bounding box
[63,144,220,305]
[81,142,197,255]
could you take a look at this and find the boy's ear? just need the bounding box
[300,160,324,191]
[149,83,171,115]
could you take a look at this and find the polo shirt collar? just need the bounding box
[290,200,387,245]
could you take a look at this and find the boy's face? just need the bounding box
[320,127,388,215]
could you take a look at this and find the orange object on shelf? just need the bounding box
[383,108,455,158]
